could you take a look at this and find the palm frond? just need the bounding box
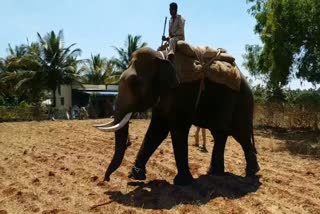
[112,34,147,73]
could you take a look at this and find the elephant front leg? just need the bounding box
[170,126,194,186]
[208,132,228,175]
[129,110,169,180]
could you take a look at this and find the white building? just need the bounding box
[54,84,118,118]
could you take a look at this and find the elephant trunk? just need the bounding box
[103,110,130,181]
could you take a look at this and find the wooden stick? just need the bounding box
[90,201,113,210]
[161,16,168,47]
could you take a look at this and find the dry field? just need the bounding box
[0,119,319,214]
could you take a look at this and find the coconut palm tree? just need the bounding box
[5,43,41,72]
[0,44,37,105]
[7,44,28,58]
[1,42,47,111]
[3,30,82,108]
[36,30,82,106]
[112,34,147,72]
[0,59,7,98]
[81,54,118,84]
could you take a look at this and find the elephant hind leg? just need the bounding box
[208,131,228,175]
[170,125,194,186]
[233,132,260,177]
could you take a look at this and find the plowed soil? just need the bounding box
[0,119,319,214]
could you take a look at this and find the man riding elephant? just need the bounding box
[162,2,185,62]
[94,3,259,186]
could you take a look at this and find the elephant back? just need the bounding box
[176,41,235,63]
[170,41,242,91]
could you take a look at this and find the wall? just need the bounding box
[55,85,72,110]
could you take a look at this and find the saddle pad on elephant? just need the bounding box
[159,40,241,91]
[205,60,241,91]
[173,53,241,91]
[176,40,235,64]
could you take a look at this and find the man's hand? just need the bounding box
[162,36,169,41]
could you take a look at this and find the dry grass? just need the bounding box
[255,127,320,159]
[254,104,320,131]
[0,119,320,214]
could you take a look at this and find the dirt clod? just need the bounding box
[90,176,99,182]
[48,171,55,177]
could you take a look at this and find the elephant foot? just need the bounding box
[173,173,194,186]
[245,152,260,177]
[246,163,260,177]
[128,166,146,180]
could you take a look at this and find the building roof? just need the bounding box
[72,84,119,91]
[82,91,118,96]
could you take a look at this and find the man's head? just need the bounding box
[169,2,178,16]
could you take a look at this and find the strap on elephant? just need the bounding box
[193,48,222,111]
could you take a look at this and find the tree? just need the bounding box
[0,60,7,101]
[244,0,320,87]
[0,58,6,89]
[0,42,49,116]
[112,34,147,72]
[36,30,82,106]
[0,44,37,106]
[80,54,119,84]
[1,30,82,108]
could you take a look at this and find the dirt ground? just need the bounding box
[0,119,319,214]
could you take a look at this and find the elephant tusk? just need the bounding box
[93,120,114,128]
[97,112,132,132]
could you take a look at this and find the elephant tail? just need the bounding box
[252,130,257,154]
[251,98,257,154]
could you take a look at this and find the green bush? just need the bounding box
[0,96,5,106]
[0,104,47,122]
[292,91,320,109]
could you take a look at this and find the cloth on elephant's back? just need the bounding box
[171,41,241,91]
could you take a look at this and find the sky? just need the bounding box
[0,0,315,89]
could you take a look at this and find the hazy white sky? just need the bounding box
[0,0,315,89]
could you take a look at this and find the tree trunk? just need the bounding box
[32,102,42,119]
[52,89,56,107]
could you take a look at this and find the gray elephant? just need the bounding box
[95,47,260,186]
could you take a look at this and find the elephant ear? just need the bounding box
[155,58,180,94]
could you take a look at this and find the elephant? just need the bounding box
[95,47,260,186]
